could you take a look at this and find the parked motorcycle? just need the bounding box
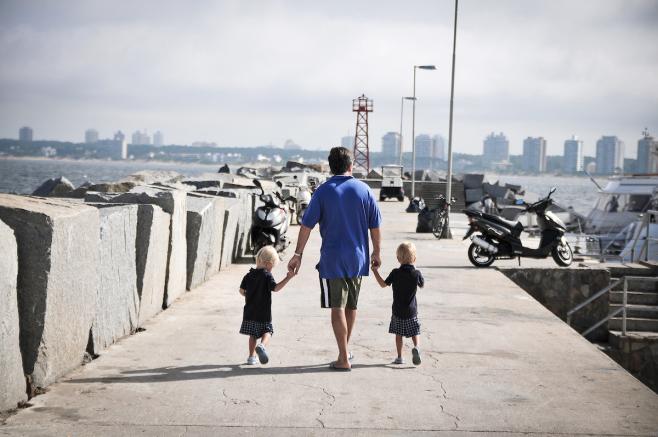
[251,179,296,254]
[462,187,573,267]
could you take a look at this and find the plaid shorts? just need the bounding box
[388,314,421,337]
[239,320,274,338]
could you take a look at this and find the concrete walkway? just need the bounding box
[2,201,657,436]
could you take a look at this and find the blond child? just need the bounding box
[372,242,424,365]
[239,246,295,365]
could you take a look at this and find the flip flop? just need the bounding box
[348,352,354,362]
[329,361,351,372]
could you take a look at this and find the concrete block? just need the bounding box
[31,176,74,197]
[221,199,241,268]
[134,204,169,325]
[89,205,140,353]
[186,194,225,290]
[0,219,27,411]
[0,195,99,388]
[111,187,187,307]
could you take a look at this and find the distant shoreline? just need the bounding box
[0,156,221,169]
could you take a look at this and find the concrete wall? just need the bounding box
[499,267,610,341]
[186,194,225,290]
[0,219,27,411]
[221,199,241,268]
[0,195,99,389]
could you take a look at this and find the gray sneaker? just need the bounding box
[246,356,258,365]
[255,344,269,364]
[412,347,421,365]
[393,357,405,365]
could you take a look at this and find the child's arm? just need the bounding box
[417,270,425,289]
[239,288,246,296]
[372,266,388,288]
[274,270,296,292]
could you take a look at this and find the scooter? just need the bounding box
[462,187,573,267]
[251,179,296,254]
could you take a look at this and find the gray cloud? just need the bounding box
[0,0,656,156]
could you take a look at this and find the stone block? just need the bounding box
[0,195,99,388]
[32,176,74,197]
[0,219,27,411]
[221,199,241,268]
[89,205,140,354]
[134,204,169,325]
[111,187,187,307]
[186,194,225,290]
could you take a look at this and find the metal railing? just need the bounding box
[567,276,658,337]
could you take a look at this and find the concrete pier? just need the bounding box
[2,200,656,436]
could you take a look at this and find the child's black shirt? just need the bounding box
[240,268,277,322]
[384,264,424,318]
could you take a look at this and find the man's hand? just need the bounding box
[371,251,381,269]
[286,269,297,279]
[288,254,301,274]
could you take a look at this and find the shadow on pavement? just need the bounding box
[66,362,400,384]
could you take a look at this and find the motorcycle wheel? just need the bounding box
[467,243,495,267]
[551,241,573,267]
[432,211,446,239]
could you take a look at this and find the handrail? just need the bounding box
[568,275,658,337]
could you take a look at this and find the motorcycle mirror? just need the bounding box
[253,179,262,188]
[549,186,556,196]
[276,181,283,188]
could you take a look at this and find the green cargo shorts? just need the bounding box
[319,276,362,310]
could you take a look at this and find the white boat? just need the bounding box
[585,175,658,235]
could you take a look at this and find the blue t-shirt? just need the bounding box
[301,175,382,279]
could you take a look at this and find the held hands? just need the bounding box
[370,252,381,270]
[287,253,301,275]
[286,269,297,280]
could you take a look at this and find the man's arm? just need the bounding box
[370,227,381,268]
[287,225,312,274]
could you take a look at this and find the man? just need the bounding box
[287,147,382,371]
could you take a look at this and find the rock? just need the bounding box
[134,205,169,324]
[87,181,137,193]
[186,194,225,290]
[122,170,183,185]
[31,176,75,197]
[0,195,99,388]
[111,187,187,307]
[0,219,27,411]
[88,205,140,354]
[85,192,121,203]
[221,199,241,268]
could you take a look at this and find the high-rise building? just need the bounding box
[381,132,400,157]
[341,135,353,149]
[415,134,432,158]
[563,136,583,173]
[432,135,446,161]
[483,132,509,165]
[595,135,624,175]
[19,126,33,143]
[153,131,164,147]
[636,130,657,174]
[131,130,151,145]
[85,129,99,144]
[522,137,547,173]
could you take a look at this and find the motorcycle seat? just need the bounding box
[483,213,524,237]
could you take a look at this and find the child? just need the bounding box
[372,242,424,365]
[239,245,295,365]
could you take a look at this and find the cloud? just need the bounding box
[0,0,656,156]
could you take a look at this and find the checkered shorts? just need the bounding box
[388,314,421,337]
[239,320,274,338]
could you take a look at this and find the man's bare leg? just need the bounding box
[331,308,350,369]
[346,308,357,343]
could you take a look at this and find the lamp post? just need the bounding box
[411,65,437,199]
[398,96,416,166]
[443,0,459,238]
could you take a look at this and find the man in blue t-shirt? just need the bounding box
[288,147,382,371]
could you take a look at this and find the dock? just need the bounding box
[2,200,657,436]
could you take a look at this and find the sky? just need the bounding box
[0,0,657,157]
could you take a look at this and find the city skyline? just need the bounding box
[0,1,656,157]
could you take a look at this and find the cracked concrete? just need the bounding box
[1,201,657,436]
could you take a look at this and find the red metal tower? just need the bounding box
[352,94,373,175]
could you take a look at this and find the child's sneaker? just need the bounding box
[255,344,269,364]
[246,356,258,365]
[412,347,422,365]
[393,357,405,365]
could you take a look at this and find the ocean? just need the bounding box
[0,158,604,215]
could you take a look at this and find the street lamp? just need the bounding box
[399,96,416,166]
[411,65,437,199]
[443,0,459,239]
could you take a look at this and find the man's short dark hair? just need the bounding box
[328,147,352,175]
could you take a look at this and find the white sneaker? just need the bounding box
[255,344,269,364]
[412,347,421,365]
[393,357,405,365]
[246,356,258,365]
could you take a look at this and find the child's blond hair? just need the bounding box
[256,245,279,267]
[396,242,417,265]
